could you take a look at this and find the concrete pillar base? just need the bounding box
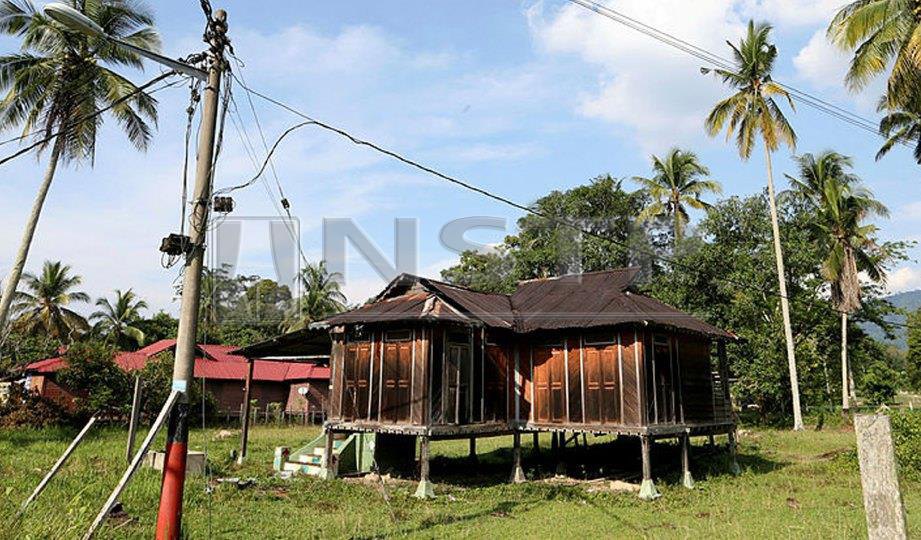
[729,459,741,476]
[639,479,661,500]
[510,464,526,484]
[681,471,695,489]
[413,478,435,499]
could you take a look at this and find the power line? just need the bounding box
[0,71,187,167]
[565,0,913,149]
[229,75,909,329]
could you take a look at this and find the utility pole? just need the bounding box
[154,9,228,540]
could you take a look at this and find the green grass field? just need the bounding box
[1,421,917,538]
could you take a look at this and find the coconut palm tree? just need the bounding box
[0,0,161,340]
[632,148,722,245]
[875,95,921,164]
[704,20,804,430]
[828,0,921,109]
[787,151,889,412]
[91,288,148,349]
[284,261,347,332]
[11,260,89,341]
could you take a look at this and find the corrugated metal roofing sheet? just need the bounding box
[324,269,733,339]
[23,339,330,382]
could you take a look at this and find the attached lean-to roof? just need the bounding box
[323,269,734,340]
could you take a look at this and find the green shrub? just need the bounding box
[891,410,921,481]
[137,352,216,419]
[56,340,131,418]
[859,361,900,406]
[0,383,69,427]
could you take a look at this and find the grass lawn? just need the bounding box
[1,421,917,538]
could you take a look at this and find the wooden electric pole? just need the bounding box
[154,9,228,540]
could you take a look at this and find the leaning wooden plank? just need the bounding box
[19,416,98,513]
[83,390,180,540]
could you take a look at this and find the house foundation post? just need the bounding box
[727,429,741,475]
[511,431,526,483]
[468,437,478,464]
[320,427,337,480]
[532,432,540,455]
[414,436,435,499]
[681,433,694,489]
[639,435,660,500]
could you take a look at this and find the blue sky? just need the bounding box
[0,0,919,315]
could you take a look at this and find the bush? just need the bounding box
[56,340,132,418]
[0,383,69,427]
[891,410,921,481]
[859,361,900,406]
[137,352,217,419]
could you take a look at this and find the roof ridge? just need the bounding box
[515,266,641,285]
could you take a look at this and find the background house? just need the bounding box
[21,339,330,417]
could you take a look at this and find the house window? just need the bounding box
[346,325,371,343]
[384,329,412,342]
[653,334,669,346]
[583,330,616,345]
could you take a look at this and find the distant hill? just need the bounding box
[861,289,920,350]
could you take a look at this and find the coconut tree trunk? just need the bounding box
[763,147,804,431]
[0,141,63,340]
[841,311,850,412]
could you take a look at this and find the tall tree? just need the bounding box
[875,96,921,164]
[11,260,89,341]
[90,288,148,349]
[632,148,721,245]
[787,151,889,412]
[828,0,921,109]
[704,20,804,430]
[284,261,347,332]
[0,0,160,340]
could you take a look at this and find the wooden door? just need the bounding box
[343,340,372,420]
[533,344,566,423]
[444,342,471,424]
[381,332,413,423]
[582,341,620,424]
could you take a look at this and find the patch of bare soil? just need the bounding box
[540,475,640,493]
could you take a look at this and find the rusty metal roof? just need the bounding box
[324,269,733,339]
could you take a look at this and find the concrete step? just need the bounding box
[295,454,322,465]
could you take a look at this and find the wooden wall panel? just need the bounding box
[582,340,620,425]
[567,337,582,424]
[484,343,510,422]
[329,336,344,420]
[369,332,381,422]
[410,329,428,425]
[619,328,642,426]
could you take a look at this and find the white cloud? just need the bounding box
[741,0,845,27]
[527,0,747,151]
[888,266,921,294]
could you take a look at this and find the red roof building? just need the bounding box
[22,339,330,416]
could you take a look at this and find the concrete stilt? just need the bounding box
[414,436,435,499]
[468,437,478,464]
[680,434,694,489]
[319,428,337,480]
[532,432,540,455]
[639,435,660,500]
[708,434,715,447]
[728,430,741,475]
[510,432,526,483]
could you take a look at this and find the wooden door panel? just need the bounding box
[600,345,619,423]
[583,346,602,424]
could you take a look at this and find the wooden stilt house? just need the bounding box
[320,268,737,498]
